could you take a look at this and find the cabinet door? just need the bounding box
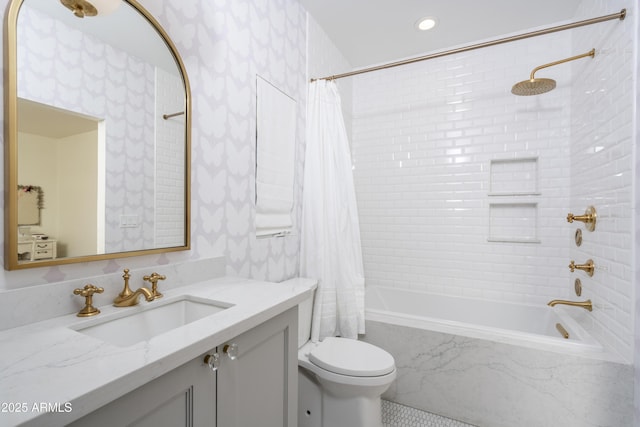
[69,356,216,427]
[217,307,297,427]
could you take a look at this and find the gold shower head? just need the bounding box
[511,78,556,96]
[511,49,595,96]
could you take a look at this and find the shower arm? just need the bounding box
[528,49,595,81]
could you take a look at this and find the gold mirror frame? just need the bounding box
[4,0,191,270]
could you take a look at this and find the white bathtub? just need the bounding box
[365,285,603,355]
[362,286,632,427]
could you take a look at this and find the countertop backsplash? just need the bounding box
[0,257,226,331]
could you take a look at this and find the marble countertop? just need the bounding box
[0,276,316,427]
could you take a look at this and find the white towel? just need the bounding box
[255,76,296,237]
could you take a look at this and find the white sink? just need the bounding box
[71,295,233,347]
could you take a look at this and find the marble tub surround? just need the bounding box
[0,256,226,331]
[0,276,316,426]
[363,321,633,427]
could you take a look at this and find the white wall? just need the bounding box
[154,68,186,248]
[306,14,353,139]
[569,0,636,364]
[352,34,573,302]
[351,6,635,362]
[17,132,60,238]
[57,130,99,257]
[17,130,100,258]
[635,2,640,420]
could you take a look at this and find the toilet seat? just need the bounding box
[308,337,395,377]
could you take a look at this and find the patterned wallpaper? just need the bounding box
[0,0,307,289]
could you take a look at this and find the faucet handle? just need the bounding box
[73,284,104,317]
[143,272,165,299]
[569,259,595,277]
[566,206,597,231]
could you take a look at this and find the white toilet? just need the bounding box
[297,294,396,427]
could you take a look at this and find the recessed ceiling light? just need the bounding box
[415,16,438,31]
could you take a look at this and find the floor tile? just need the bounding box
[381,400,477,427]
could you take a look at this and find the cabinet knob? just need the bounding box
[223,343,238,360]
[204,353,220,372]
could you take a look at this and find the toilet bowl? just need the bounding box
[297,294,396,427]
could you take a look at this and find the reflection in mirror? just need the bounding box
[17,185,42,225]
[5,0,191,269]
[18,99,103,258]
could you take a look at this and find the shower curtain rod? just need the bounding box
[310,9,626,82]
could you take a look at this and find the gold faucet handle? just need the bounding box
[73,284,104,317]
[568,259,595,277]
[73,284,104,297]
[566,206,597,231]
[143,272,165,299]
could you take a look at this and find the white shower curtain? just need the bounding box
[300,80,365,342]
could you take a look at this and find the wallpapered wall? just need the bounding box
[0,0,307,290]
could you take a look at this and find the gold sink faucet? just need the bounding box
[143,272,166,300]
[548,299,593,311]
[113,269,154,307]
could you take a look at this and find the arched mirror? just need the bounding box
[4,0,191,270]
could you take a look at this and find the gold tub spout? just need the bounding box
[548,299,593,311]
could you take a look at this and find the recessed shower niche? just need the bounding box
[489,158,539,195]
[488,158,540,243]
[488,202,540,243]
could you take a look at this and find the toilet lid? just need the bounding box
[309,337,395,377]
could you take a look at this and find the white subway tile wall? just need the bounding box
[569,0,635,361]
[155,68,186,248]
[352,33,573,304]
[352,2,634,361]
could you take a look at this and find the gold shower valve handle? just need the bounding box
[73,284,104,317]
[569,259,595,277]
[566,206,597,231]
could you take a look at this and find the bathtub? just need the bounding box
[365,286,603,355]
[361,286,633,427]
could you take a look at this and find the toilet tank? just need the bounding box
[298,292,314,348]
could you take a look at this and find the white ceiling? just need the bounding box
[18,99,98,138]
[300,0,584,68]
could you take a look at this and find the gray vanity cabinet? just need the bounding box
[217,307,298,427]
[70,307,297,427]
[69,352,216,427]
